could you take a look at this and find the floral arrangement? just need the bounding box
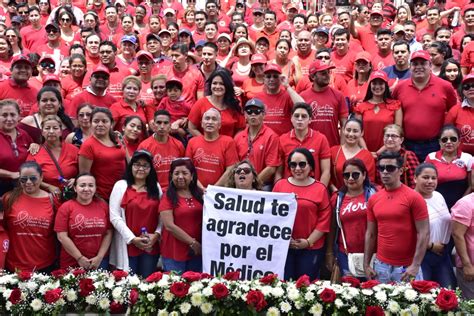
[0,269,471,315]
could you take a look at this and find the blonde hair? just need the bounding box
[383,124,404,138]
[41,115,62,129]
[150,74,167,86]
[122,75,142,91]
[225,160,262,190]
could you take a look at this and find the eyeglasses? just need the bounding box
[19,175,39,183]
[92,73,109,79]
[264,74,280,79]
[61,18,71,22]
[245,108,263,115]
[377,164,398,173]
[342,171,361,180]
[46,28,59,33]
[78,112,92,118]
[235,167,252,174]
[289,161,307,169]
[316,55,331,60]
[384,134,401,139]
[39,2,48,4]
[154,85,166,89]
[132,162,151,170]
[40,62,55,69]
[440,136,458,143]
[462,83,474,90]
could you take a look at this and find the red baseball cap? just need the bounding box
[263,63,282,74]
[462,73,474,84]
[136,50,154,61]
[370,9,383,16]
[369,70,388,83]
[308,60,335,76]
[43,74,61,84]
[91,65,110,76]
[11,54,32,67]
[250,53,267,65]
[39,55,55,64]
[355,51,372,63]
[410,50,431,62]
[166,77,183,89]
[463,4,474,15]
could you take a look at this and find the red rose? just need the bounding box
[9,288,22,304]
[260,274,278,285]
[129,288,139,306]
[366,305,384,316]
[79,278,95,297]
[182,271,202,282]
[295,274,311,288]
[200,273,213,279]
[319,288,336,303]
[246,290,267,312]
[145,271,163,283]
[51,269,67,279]
[435,288,459,312]
[112,270,128,282]
[110,301,126,314]
[44,288,62,304]
[212,283,229,300]
[361,280,380,289]
[17,271,32,281]
[72,268,86,277]
[223,271,240,281]
[410,280,440,293]
[170,282,190,298]
[341,276,361,288]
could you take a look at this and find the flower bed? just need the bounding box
[0,269,472,315]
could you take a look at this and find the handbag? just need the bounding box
[43,145,75,202]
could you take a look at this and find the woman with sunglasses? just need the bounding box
[110,150,162,277]
[55,10,77,47]
[325,158,377,277]
[425,125,473,209]
[226,160,262,190]
[55,173,112,269]
[414,163,456,288]
[65,104,94,148]
[445,74,474,155]
[2,161,58,272]
[159,158,203,273]
[5,28,27,56]
[273,148,331,280]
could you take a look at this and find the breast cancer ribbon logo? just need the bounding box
[194,148,205,163]
[71,214,86,231]
[460,125,472,143]
[13,211,29,229]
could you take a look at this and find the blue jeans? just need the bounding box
[284,248,324,281]
[98,256,109,270]
[404,138,440,163]
[421,249,456,289]
[128,254,159,278]
[374,257,423,283]
[162,256,202,274]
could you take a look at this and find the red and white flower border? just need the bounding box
[0,269,472,315]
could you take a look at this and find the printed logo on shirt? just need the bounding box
[453,159,467,169]
[193,148,221,165]
[341,201,367,216]
[460,124,473,143]
[2,239,9,253]
[13,211,51,229]
[308,101,335,123]
[153,154,178,172]
[70,214,106,231]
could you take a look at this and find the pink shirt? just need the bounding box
[451,193,474,268]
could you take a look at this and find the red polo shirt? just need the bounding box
[0,127,33,178]
[109,100,148,132]
[0,79,39,118]
[83,62,135,100]
[392,75,457,141]
[357,25,379,55]
[68,88,117,118]
[156,65,205,105]
[445,103,474,155]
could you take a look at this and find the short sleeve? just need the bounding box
[320,135,331,159]
[451,197,473,227]
[158,194,173,212]
[78,138,95,160]
[54,202,71,232]
[367,196,376,222]
[224,138,239,167]
[411,191,429,221]
[188,99,204,128]
[314,184,332,233]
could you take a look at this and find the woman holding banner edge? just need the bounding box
[273,148,332,280]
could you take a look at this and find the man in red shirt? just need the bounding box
[364,151,429,283]
[451,5,474,50]
[138,109,185,190]
[186,108,239,188]
[330,28,356,83]
[234,98,280,187]
[192,11,207,43]
[300,60,348,147]
[392,50,457,161]
[293,30,315,84]
[252,10,279,48]
[350,9,384,55]
[372,29,395,71]
[416,7,442,41]
[84,34,101,69]
[100,5,122,41]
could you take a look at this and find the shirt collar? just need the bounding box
[86,86,107,96]
[461,99,474,108]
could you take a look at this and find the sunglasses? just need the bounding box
[132,163,151,170]
[342,171,361,180]
[377,164,398,173]
[40,62,55,69]
[92,73,109,79]
[61,18,71,22]
[19,175,39,183]
[46,28,59,33]
[289,161,307,169]
[245,108,263,115]
[316,56,331,60]
[462,83,474,90]
[440,136,458,143]
[235,167,252,174]
[78,112,92,118]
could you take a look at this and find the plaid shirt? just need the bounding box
[375,148,419,188]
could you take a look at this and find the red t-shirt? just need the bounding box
[159,194,202,261]
[188,97,245,137]
[372,52,395,71]
[392,75,457,140]
[4,194,56,271]
[157,97,192,123]
[367,184,429,266]
[61,75,84,108]
[54,198,110,268]
[0,128,32,179]
[20,25,47,51]
[279,129,331,180]
[300,86,349,147]
[255,89,294,136]
[445,104,474,155]
[357,25,379,55]
[344,79,369,109]
[121,187,160,256]
[27,143,79,188]
[83,63,135,100]
[331,50,356,83]
[0,218,8,269]
[67,90,117,118]
[109,100,148,132]
[234,125,281,174]
[242,78,264,102]
[138,135,185,190]
[296,73,347,94]
[185,135,239,187]
[0,79,39,118]
[353,99,401,152]
[330,146,376,189]
[273,179,331,249]
[78,136,126,199]
[155,65,205,105]
[293,50,316,78]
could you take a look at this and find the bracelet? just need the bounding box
[77,255,84,261]
[189,240,196,248]
[306,239,312,247]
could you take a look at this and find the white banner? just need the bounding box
[202,186,297,280]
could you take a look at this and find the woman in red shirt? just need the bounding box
[345,51,372,110]
[65,103,94,148]
[241,53,267,102]
[55,173,112,269]
[159,158,203,273]
[353,70,402,153]
[0,35,12,75]
[273,148,332,280]
[121,115,145,158]
[61,54,87,107]
[3,161,57,273]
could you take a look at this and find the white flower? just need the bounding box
[287,288,300,301]
[129,275,140,286]
[147,293,156,301]
[169,311,179,316]
[157,309,169,316]
[375,290,387,303]
[66,289,77,302]
[389,288,400,297]
[85,295,97,305]
[3,289,12,300]
[304,291,315,301]
[98,298,110,310]
[191,293,203,306]
[5,301,12,311]
[400,309,411,316]
[266,306,280,316]
[180,302,191,314]
[104,279,114,289]
[163,290,174,302]
[200,302,213,314]
[138,283,150,292]
[26,281,37,291]
[280,301,292,313]
[388,300,400,313]
[309,303,323,316]
[348,306,358,314]
[404,289,418,301]
[189,283,203,293]
[362,289,374,296]
[410,304,420,315]
[202,287,213,297]
[335,298,344,308]
[294,301,303,310]
[112,287,123,300]
[271,287,284,298]
[30,298,43,311]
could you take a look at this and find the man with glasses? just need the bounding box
[253,10,279,50]
[37,23,69,60]
[300,60,348,147]
[413,0,429,26]
[392,50,457,161]
[234,98,280,188]
[16,3,30,27]
[350,9,384,55]
[205,0,230,33]
[364,150,429,283]
[250,7,265,34]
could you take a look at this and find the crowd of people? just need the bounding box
[0,0,473,300]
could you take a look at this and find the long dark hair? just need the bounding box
[4,161,43,212]
[166,158,203,208]
[124,150,160,200]
[363,78,392,102]
[90,107,120,147]
[439,58,462,97]
[37,86,75,131]
[339,158,375,193]
[205,68,241,113]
